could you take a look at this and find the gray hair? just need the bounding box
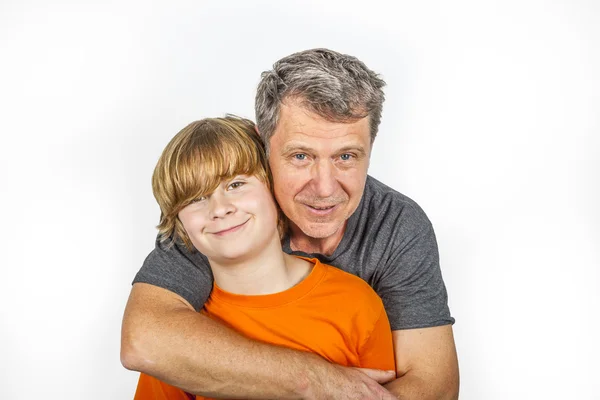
[255,48,386,153]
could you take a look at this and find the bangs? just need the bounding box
[152,115,282,250]
[167,118,268,210]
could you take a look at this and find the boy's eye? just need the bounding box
[228,181,245,190]
[191,196,207,203]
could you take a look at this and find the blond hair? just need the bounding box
[152,115,281,251]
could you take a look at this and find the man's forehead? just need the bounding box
[281,124,367,139]
[276,104,370,137]
[275,128,370,150]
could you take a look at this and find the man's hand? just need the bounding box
[303,366,397,400]
[354,367,397,384]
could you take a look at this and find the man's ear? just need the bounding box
[254,125,260,135]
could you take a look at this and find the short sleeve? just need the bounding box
[134,373,195,400]
[358,305,395,371]
[374,210,455,331]
[132,237,213,311]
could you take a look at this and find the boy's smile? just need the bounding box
[210,219,250,236]
[178,175,280,263]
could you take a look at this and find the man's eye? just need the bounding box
[340,153,353,161]
[293,153,307,161]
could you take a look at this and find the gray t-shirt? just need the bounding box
[134,175,454,330]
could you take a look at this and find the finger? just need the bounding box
[353,367,397,384]
[372,382,397,400]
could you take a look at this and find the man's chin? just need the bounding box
[297,221,344,240]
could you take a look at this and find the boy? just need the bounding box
[134,116,395,399]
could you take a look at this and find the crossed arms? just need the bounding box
[121,283,458,399]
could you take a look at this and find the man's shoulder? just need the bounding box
[364,175,422,210]
[361,175,432,234]
[133,238,213,311]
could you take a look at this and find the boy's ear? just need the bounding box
[254,125,260,135]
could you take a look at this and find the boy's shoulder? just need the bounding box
[321,261,375,291]
[311,258,384,315]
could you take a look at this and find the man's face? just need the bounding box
[268,101,371,242]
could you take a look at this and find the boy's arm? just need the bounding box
[121,283,397,399]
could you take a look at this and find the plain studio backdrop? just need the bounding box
[1,0,598,399]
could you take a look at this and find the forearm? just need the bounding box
[384,372,458,400]
[121,284,328,399]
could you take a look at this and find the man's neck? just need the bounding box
[209,237,311,295]
[289,222,347,256]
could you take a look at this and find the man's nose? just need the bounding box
[310,160,338,198]
[208,192,235,219]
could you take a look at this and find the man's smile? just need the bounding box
[303,204,339,216]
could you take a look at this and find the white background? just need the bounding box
[1,0,598,399]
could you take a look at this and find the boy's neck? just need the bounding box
[209,237,312,296]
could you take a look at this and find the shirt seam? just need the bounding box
[357,302,387,355]
[210,266,330,309]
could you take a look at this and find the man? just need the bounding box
[121,48,459,399]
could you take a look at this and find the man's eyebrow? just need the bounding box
[280,144,314,154]
[337,146,367,156]
[280,144,368,157]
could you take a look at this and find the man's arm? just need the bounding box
[121,282,397,399]
[384,325,459,399]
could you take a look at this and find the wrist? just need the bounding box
[292,353,334,399]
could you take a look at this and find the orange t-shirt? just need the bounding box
[134,257,395,399]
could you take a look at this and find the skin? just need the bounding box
[177,175,311,295]
[121,100,459,399]
[269,100,371,255]
[386,328,459,398]
[177,176,279,265]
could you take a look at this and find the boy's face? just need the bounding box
[178,174,280,263]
